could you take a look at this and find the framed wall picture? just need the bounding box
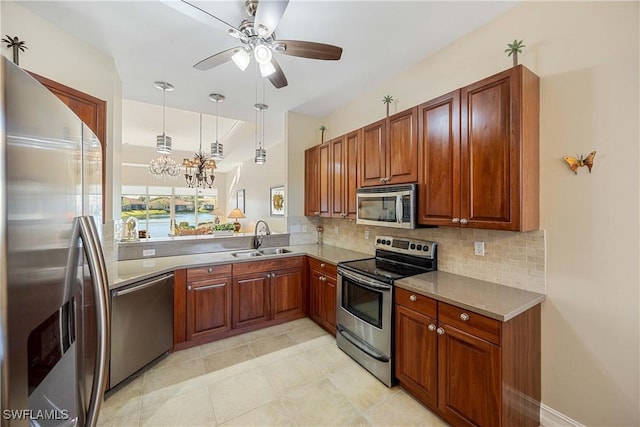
[270,185,285,216]
[236,189,245,212]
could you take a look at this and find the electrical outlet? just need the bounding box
[302,225,307,232]
[334,226,339,234]
[142,249,156,257]
[364,230,370,240]
[474,241,485,256]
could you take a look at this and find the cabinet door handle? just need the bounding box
[460,313,470,321]
[314,211,320,216]
[187,285,192,291]
[409,295,417,302]
[436,327,445,335]
[207,267,213,273]
[320,263,326,268]
[380,178,385,183]
[320,276,326,282]
[428,323,436,332]
[460,218,468,225]
[452,218,460,224]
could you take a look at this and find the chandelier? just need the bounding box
[149,81,180,179]
[183,113,217,188]
[209,93,225,161]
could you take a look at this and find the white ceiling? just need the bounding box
[18,0,517,171]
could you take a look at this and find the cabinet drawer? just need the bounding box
[439,302,501,345]
[187,264,232,282]
[395,287,437,318]
[308,257,337,277]
[232,256,303,276]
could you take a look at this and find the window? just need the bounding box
[121,186,218,239]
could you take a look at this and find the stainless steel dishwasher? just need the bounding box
[110,273,174,388]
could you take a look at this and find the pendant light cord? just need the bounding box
[199,113,203,152]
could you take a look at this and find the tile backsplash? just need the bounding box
[317,218,546,294]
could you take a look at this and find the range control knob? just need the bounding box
[416,245,423,251]
[385,240,391,245]
[376,239,382,244]
[410,243,416,249]
[423,246,429,252]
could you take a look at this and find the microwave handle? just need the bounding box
[396,195,403,224]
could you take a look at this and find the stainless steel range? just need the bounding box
[336,235,437,386]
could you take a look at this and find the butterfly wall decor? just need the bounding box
[563,151,596,175]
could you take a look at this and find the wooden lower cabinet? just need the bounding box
[307,257,337,335]
[395,287,541,427]
[232,257,305,331]
[395,304,438,408]
[232,272,271,329]
[174,257,305,350]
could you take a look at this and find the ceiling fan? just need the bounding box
[186,0,343,89]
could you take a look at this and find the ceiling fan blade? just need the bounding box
[254,0,289,39]
[194,47,242,71]
[275,40,343,60]
[162,0,237,32]
[267,58,288,89]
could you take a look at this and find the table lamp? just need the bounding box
[212,208,224,224]
[227,208,246,232]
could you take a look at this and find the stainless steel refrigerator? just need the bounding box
[0,57,110,426]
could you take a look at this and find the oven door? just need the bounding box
[336,268,392,356]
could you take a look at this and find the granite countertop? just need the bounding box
[395,271,546,322]
[108,244,370,291]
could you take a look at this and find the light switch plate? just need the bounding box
[474,241,485,256]
[364,230,370,240]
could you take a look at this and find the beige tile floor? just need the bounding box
[98,318,448,427]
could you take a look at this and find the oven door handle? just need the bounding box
[338,269,392,291]
[337,324,390,362]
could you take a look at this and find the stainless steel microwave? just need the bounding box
[356,184,417,229]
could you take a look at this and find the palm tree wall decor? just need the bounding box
[505,39,526,67]
[2,35,27,65]
[382,95,394,117]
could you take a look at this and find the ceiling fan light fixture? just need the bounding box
[253,43,272,65]
[231,48,251,71]
[259,61,276,77]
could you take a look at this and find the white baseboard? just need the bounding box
[540,403,585,427]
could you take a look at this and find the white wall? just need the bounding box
[306,2,638,425]
[225,142,286,233]
[1,1,123,221]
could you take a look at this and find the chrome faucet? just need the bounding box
[253,220,271,249]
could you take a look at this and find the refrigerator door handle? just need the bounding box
[77,216,110,427]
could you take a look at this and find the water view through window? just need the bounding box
[121,186,218,238]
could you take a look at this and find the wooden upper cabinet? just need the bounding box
[28,71,107,219]
[359,108,418,187]
[387,107,418,184]
[331,130,359,219]
[330,136,345,218]
[359,118,387,187]
[318,141,332,217]
[418,66,539,231]
[418,91,461,226]
[460,65,539,231]
[304,146,320,216]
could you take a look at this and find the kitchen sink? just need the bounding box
[230,250,262,258]
[258,247,292,255]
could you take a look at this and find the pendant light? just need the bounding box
[183,113,216,188]
[209,93,225,161]
[155,81,173,154]
[254,70,267,164]
[149,81,180,179]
